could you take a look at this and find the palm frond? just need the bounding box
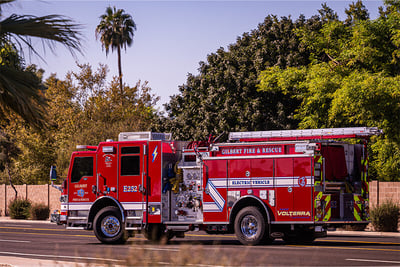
[0,65,47,128]
[0,14,83,58]
[95,6,136,54]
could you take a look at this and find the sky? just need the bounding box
[3,0,383,110]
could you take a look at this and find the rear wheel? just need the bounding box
[234,206,268,246]
[93,206,128,244]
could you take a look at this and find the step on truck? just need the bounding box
[50,127,382,245]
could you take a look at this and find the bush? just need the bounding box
[8,198,31,219]
[31,203,50,220]
[370,200,400,232]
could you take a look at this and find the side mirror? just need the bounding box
[50,166,57,181]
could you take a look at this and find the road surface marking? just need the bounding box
[0,239,30,243]
[0,226,70,231]
[0,231,94,238]
[323,239,400,245]
[129,246,180,252]
[186,233,400,246]
[288,244,400,252]
[0,251,124,263]
[3,224,33,227]
[347,258,400,264]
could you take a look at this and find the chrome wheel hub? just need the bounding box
[240,215,258,239]
[101,215,120,237]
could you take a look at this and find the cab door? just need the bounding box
[68,153,97,204]
[118,142,148,216]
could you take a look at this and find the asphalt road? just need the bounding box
[0,220,399,266]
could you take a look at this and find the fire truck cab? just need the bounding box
[52,127,381,245]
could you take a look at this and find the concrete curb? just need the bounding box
[0,216,52,224]
[328,230,400,238]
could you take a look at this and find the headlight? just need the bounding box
[60,195,68,203]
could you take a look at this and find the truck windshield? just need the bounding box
[71,157,94,183]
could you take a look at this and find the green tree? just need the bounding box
[257,1,400,181]
[0,65,57,185]
[162,15,316,140]
[95,6,136,95]
[345,0,370,25]
[0,115,57,185]
[44,63,159,177]
[0,131,21,198]
[0,0,82,128]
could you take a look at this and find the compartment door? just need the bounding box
[292,157,313,221]
[203,160,228,222]
[118,142,147,217]
[275,158,294,221]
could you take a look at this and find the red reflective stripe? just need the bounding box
[324,200,331,215]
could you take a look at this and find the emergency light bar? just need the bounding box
[229,127,382,142]
[76,145,98,151]
[118,132,172,141]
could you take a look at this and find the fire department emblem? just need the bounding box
[77,189,85,197]
[298,176,306,187]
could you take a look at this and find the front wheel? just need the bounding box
[234,206,268,246]
[93,206,128,244]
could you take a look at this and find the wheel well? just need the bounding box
[88,197,123,229]
[229,196,270,228]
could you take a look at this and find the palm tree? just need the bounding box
[96,6,136,95]
[0,0,82,128]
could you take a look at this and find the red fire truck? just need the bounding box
[50,127,381,245]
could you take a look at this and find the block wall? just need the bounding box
[0,184,61,217]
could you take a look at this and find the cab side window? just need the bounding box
[71,157,94,183]
[121,147,140,176]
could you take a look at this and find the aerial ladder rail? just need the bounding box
[228,127,382,142]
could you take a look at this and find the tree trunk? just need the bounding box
[117,45,123,96]
[6,162,17,199]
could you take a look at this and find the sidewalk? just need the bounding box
[0,256,89,267]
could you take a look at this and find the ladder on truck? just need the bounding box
[229,127,382,142]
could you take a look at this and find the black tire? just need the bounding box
[143,223,165,243]
[143,224,171,243]
[234,206,268,246]
[93,206,128,244]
